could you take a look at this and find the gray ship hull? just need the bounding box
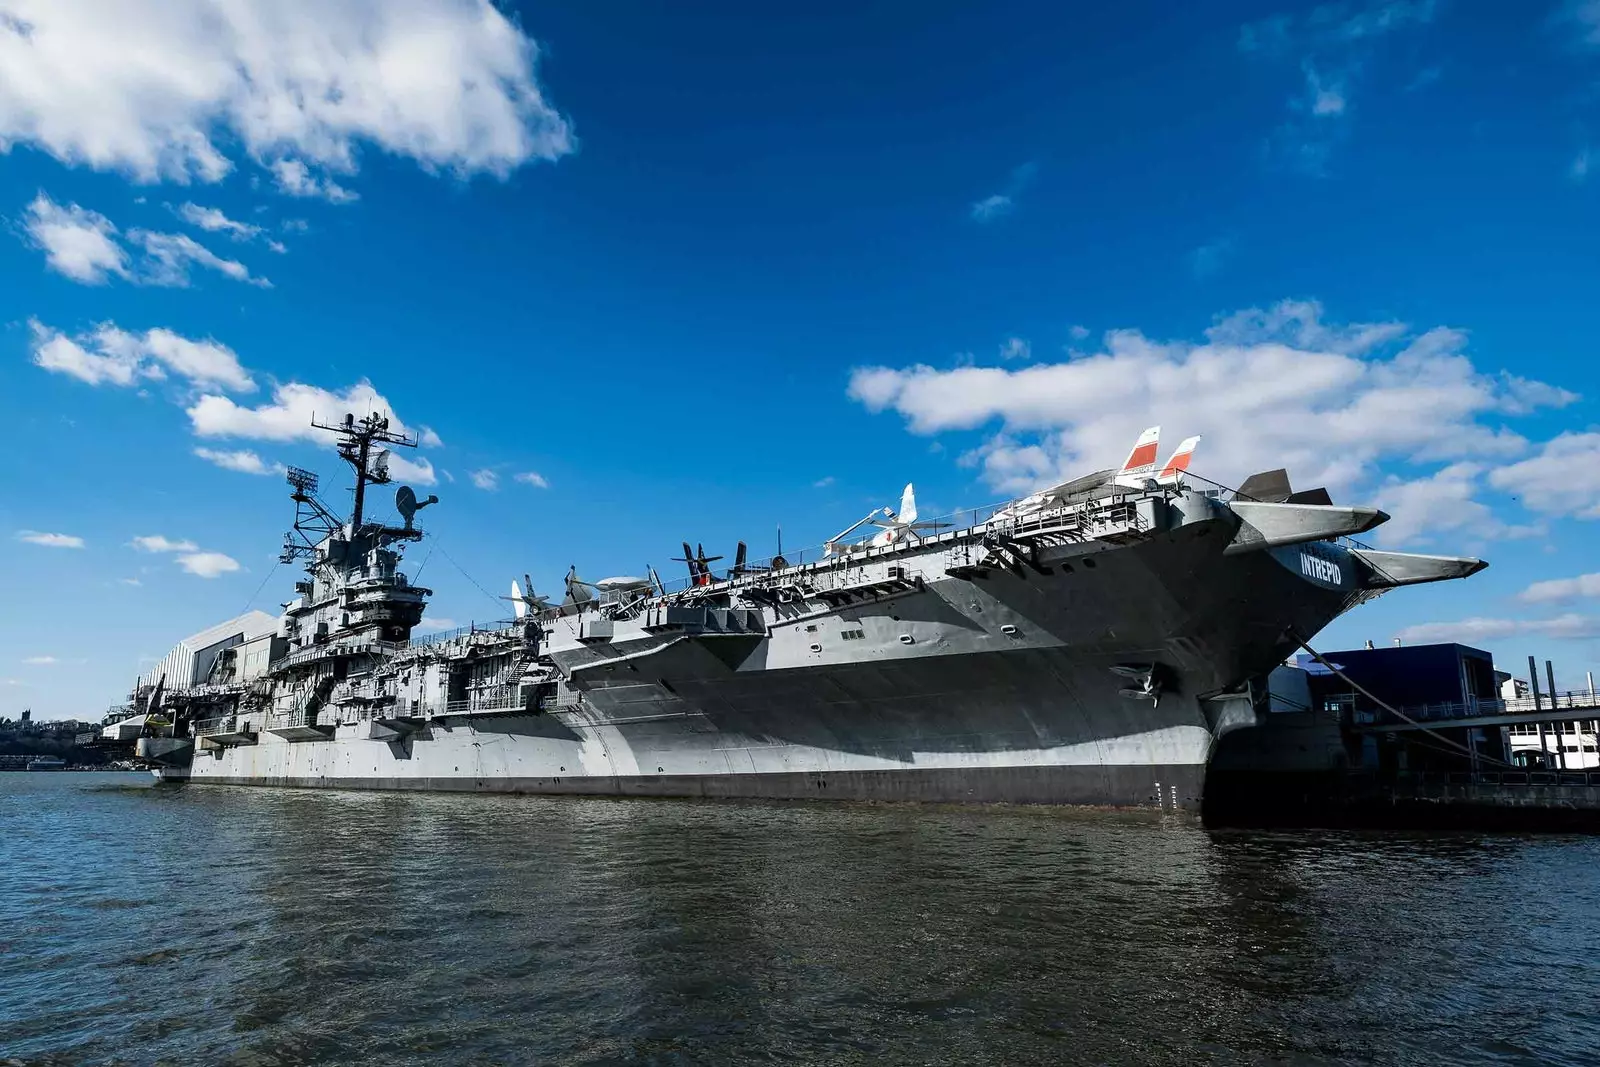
[166,523,1359,812]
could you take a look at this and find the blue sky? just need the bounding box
[4,0,1600,718]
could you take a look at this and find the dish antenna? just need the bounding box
[395,485,438,530]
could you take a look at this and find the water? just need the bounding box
[3,774,1598,1066]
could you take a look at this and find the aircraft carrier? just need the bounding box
[98,414,1486,812]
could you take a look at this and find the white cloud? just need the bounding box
[131,535,199,553]
[1304,66,1346,116]
[16,531,84,548]
[1573,148,1592,182]
[176,551,240,578]
[21,192,268,287]
[1372,463,1541,547]
[388,454,437,486]
[22,655,57,665]
[193,447,280,476]
[813,475,836,489]
[130,229,270,288]
[187,380,428,445]
[1395,614,1600,645]
[470,468,499,490]
[0,1,573,192]
[1068,325,1091,341]
[513,471,548,488]
[30,320,255,392]
[970,162,1036,223]
[269,159,358,203]
[999,337,1031,361]
[266,238,287,254]
[848,299,1574,499]
[1489,433,1600,520]
[418,426,444,448]
[1521,573,1600,604]
[970,194,1012,222]
[29,319,144,386]
[118,577,141,586]
[417,617,458,631]
[22,192,129,283]
[174,202,261,240]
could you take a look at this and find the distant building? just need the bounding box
[20,709,30,724]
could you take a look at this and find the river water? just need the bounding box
[3,773,1597,1066]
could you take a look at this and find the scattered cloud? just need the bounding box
[387,454,438,486]
[282,218,310,233]
[22,656,58,665]
[470,469,500,490]
[21,192,269,287]
[1395,614,1600,645]
[266,238,288,254]
[270,159,358,203]
[848,299,1575,501]
[1068,325,1091,342]
[999,337,1031,361]
[129,229,270,288]
[1573,148,1592,182]
[513,471,549,488]
[1521,572,1600,603]
[417,617,459,631]
[1372,463,1541,546]
[417,427,444,448]
[118,577,142,587]
[970,195,1013,222]
[21,192,129,283]
[16,531,84,549]
[193,447,281,476]
[1489,433,1600,519]
[131,535,199,553]
[188,380,427,445]
[173,203,261,240]
[1188,237,1235,279]
[1239,2,1437,172]
[176,551,240,578]
[0,0,574,193]
[813,475,836,489]
[30,319,255,392]
[970,162,1037,223]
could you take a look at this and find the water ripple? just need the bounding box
[2,775,1598,1065]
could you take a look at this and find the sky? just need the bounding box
[3,0,1600,719]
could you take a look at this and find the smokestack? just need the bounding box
[1530,655,1543,713]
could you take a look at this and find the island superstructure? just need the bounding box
[98,413,1487,811]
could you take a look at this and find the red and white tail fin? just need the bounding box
[1155,435,1201,486]
[1113,426,1161,487]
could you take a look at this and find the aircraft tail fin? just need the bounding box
[1155,435,1201,486]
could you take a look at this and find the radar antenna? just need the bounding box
[280,466,344,564]
[309,411,419,530]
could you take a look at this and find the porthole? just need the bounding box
[809,643,822,653]
[1083,557,1097,569]
[1001,624,1019,636]
[899,634,914,644]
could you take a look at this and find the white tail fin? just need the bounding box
[898,483,918,524]
[1155,435,1201,486]
[511,579,527,620]
[1114,426,1161,487]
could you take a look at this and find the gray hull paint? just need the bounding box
[173,522,1356,812]
[172,763,1207,809]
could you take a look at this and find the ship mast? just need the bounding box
[310,412,417,530]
